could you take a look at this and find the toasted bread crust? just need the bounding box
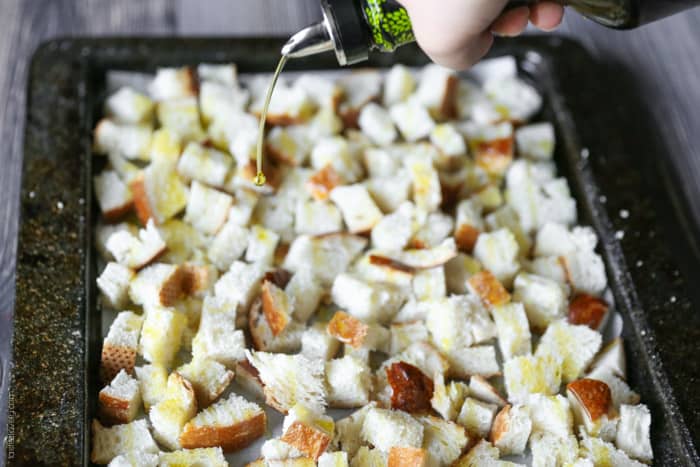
[474,137,514,176]
[98,391,134,425]
[368,255,416,275]
[388,446,428,467]
[100,343,136,384]
[454,224,480,254]
[386,361,434,413]
[248,298,268,351]
[307,164,342,201]
[567,378,612,422]
[468,270,511,307]
[280,420,332,460]
[130,174,155,225]
[182,264,215,296]
[489,404,511,445]
[264,268,293,289]
[327,311,369,349]
[179,411,266,452]
[159,265,189,306]
[569,294,609,329]
[261,281,291,337]
[236,359,265,399]
[103,201,134,224]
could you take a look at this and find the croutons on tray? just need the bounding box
[90,59,652,466]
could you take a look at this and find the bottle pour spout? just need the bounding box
[281,21,334,59]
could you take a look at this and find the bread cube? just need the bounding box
[445,253,482,294]
[529,432,580,467]
[334,403,376,457]
[150,372,198,450]
[206,222,249,271]
[107,452,159,467]
[139,306,186,366]
[403,153,441,211]
[351,447,388,467]
[130,168,188,226]
[105,86,154,124]
[318,451,349,467]
[370,202,419,251]
[331,273,404,324]
[615,404,652,463]
[361,407,424,451]
[177,141,232,187]
[589,337,626,380]
[473,228,520,287]
[94,119,152,160]
[98,369,141,425]
[536,321,602,383]
[411,211,454,250]
[249,76,315,125]
[430,123,467,158]
[383,64,416,107]
[358,102,397,146]
[284,234,367,286]
[458,397,498,438]
[512,272,567,330]
[454,199,483,253]
[90,419,159,465]
[455,80,500,124]
[467,270,511,308]
[311,137,364,183]
[454,439,523,467]
[471,56,518,83]
[306,164,343,201]
[294,199,343,236]
[586,367,640,410]
[421,415,471,465]
[97,262,134,309]
[106,220,166,270]
[385,361,434,413]
[157,96,205,142]
[515,122,555,160]
[469,375,508,408]
[94,170,133,222]
[129,263,186,307]
[364,171,413,214]
[567,378,617,441]
[327,311,387,351]
[426,295,496,356]
[301,323,341,361]
[416,64,458,120]
[283,267,323,323]
[449,345,500,380]
[246,350,326,413]
[249,298,304,353]
[134,363,168,411]
[266,125,312,166]
[430,373,469,421]
[199,81,249,124]
[280,405,335,460]
[160,447,228,466]
[192,295,246,368]
[461,121,514,177]
[294,74,343,109]
[149,67,196,100]
[580,433,647,467]
[491,302,532,361]
[176,358,234,408]
[526,393,573,438]
[484,205,531,256]
[483,76,542,122]
[337,71,382,128]
[390,99,435,142]
[214,260,266,311]
[101,311,144,382]
[330,184,383,233]
[184,181,233,234]
[490,404,532,456]
[412,267,446,302]
[504,354,562,403]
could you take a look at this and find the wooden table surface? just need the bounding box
[1,0,699,461]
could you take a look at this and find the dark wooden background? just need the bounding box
[1,1,699,462]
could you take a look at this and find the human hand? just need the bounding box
[397,0,565,70]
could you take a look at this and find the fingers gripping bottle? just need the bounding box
[282,0,700,65]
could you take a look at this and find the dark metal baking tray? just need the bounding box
[5,36,700,466]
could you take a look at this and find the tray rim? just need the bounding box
[5,35,700,466]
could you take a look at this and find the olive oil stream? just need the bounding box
[254,55,289,186]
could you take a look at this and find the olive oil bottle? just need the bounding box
[282,0,700,65]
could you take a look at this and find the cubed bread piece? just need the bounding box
[483,76,542,122]
[351,447,388,467]
[176,358,234,407]
[461,121,514,177]
[294,74,343,109]
[225,188,259,227]
[364,171,413,214]
[490,404,532,456]
[536,321,602,383]
[179,392,266,451]
[334,403,377,456]
[417,414,469,466]
[130,168,187,227]
[580,433,647,467]
[484,204,530,255]
[430,123,466,158]
[98,369,142,425]
[504,354,562,403]
[261,280,293,336]
[129,263,187,308]
[330,184,383,233]
[249,297,304,353]
[468,375,507,408]
[387,447,427,467]
[157,219,206,264]
[327,311,389,352]
[246,350,326,413]
[458,397,498,438]
[586,367,640,410]
[430,373,469,421]
[192,295,246,368]
[615,404,653,463]
[568,293,609,330]
[97,262,134,309]
[157,96,205,142]
[105,86,154,124]
[331,273,404,324]
[135,363,168,411]
[207,222,249,271]
[325,356,371,409]
[513,272,568,330]
[96,222,137,261]
[390,99,436,142]
[361,407,424,451]
[455,439,524,467]
[526,394,573,439]
[281,404,335,460]
[101,311,144,382]
[473,228,520,287]
[148,127,182,166]
[426,295,497,355]
[198,62,238,86]
[295,199,343,236]
[404,153,441,212]
[284,234,367,286]
[94,170,133,222]
[235,359,266,400]
[411,211,454,250]
[363,146,401,178]
[250,76,315,125]
[567,378,617,441]
[139,306,186,367]
[93,119,152,160]
[515,122,555,160]
[386,361,434,413]
[199,80,250,125]
[149,66,197,100]
[177,141,232,187]
[285,267,324,323]
[150,372,198,450]
[412,267,446,302]
[311,137,364,184]
[355,253,415,289]
[159,447,228,467]
[529,432,580,467]
[390,321,429,356]
[383,64,416,107]
[445,253,482,295]
[184,181,233,235]
[214,260,266,311]
[451,345,501,380]
[589,337,626,380]
[416,64,458,120]
[106,219,167,270]
[454,199,483,253]
[394,238,457,270]
[467,270,511,308]
[307,164,343,201]
[358,102,397,146]
[107,451,159,467]
[370,202,419,251]
[491,302,532,361]
[337,71,382,128]
[266,125,312,166]
[301,323,341,361]
[91,419,159,465]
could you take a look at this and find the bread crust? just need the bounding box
[100,343,136,384]
[307,164,342,201]
[473,137,514,176]
[326,311,369,349]
[261,280,291,337]
[489,404,511,445]
[180,411,266,452]
[368,255,416,275]
[468,270,511,307]
[280,420,332,460]
[388,446,427,467]
[103,201,134,224]
[569,294,609,329]
[98,391,134,425]
[567,378,612,422]
[130,174,155,226]
[454,224,480,254]
[386,361,434,413]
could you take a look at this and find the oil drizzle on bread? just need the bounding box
[255,55,289,186]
